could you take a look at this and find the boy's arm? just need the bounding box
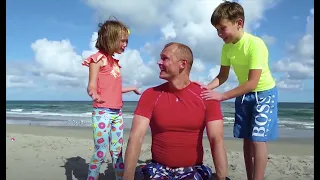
[207,65,230,90]
[207,45,230,90]
[221,39,267,101]
[221,70,261,100]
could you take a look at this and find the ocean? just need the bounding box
[6,101,314,138]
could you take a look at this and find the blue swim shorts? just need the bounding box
[233,86,278,142]
[140,161,213,180]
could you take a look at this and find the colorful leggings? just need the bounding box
[140,161,213,180]
[87,108,124,180]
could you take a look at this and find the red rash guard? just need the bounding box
[134,82,223,167]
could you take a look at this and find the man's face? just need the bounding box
[214,19,242,44]
[157,46,185,80]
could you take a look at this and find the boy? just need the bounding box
[200,1,278,180]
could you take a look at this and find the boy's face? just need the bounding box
[214,18,243,44]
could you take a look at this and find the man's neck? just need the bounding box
[168,75,191,91]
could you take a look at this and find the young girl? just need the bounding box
[82,19,140,180]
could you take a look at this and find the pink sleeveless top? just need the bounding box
[82,51,123,109]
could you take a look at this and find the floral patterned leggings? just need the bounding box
[87,108,124,180]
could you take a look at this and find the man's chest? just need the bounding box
[150,95,206,131]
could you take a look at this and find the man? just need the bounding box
[123,42,229,180]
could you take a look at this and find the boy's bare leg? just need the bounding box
[253,141,267,180]
[243,139,254,180]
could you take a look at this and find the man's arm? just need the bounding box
[123,115,150,180]
[205,99,228,179]
[207,65,230,90]
[206,120,228,180]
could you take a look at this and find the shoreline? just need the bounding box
[6,124,313,156]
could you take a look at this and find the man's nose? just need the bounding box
[157,60,163,65]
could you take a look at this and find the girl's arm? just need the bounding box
[122,86,137,94]
[87,61,102,95]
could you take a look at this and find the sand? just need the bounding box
[6,125,314,180]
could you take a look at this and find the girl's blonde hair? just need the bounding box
[95,18,129,55]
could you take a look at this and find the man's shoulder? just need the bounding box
[141,83,167,96]
[188,82,202,94]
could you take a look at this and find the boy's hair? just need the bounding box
[95,19,129,54]
[210,1,245,26]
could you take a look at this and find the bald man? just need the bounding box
[123,42,229,180]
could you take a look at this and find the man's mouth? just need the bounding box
[159,67,166,72]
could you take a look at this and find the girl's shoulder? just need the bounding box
[82,51,108,67]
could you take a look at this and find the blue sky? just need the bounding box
[6,0,314,102]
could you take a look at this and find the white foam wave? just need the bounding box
[6,109,134,119]
[10,109,23,112]
[6,109,314,129]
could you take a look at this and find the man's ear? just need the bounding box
[180,59,187,69]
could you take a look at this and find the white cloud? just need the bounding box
[31,38,86,77]
[6,75,34,88]
[114,49,159,87]
[261,35,276,45]
[7,31,157,91]
[161,22,177,40]
[273,8,314,89]
[8,0,290,99]
[277,79,303,90]
[192,59,206,73]
[85,0,280,65]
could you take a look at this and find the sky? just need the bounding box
[6,0,314,102]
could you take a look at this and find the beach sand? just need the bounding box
[6,125,314,180]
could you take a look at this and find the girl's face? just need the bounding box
[115,30,129,54]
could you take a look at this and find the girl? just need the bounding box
[82,19,140,180]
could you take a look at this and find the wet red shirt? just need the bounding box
[134,82,223,167]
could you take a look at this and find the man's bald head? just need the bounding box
[163,42,193,71]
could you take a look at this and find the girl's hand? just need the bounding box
[133,87,141,95]
[88,92,105,103]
